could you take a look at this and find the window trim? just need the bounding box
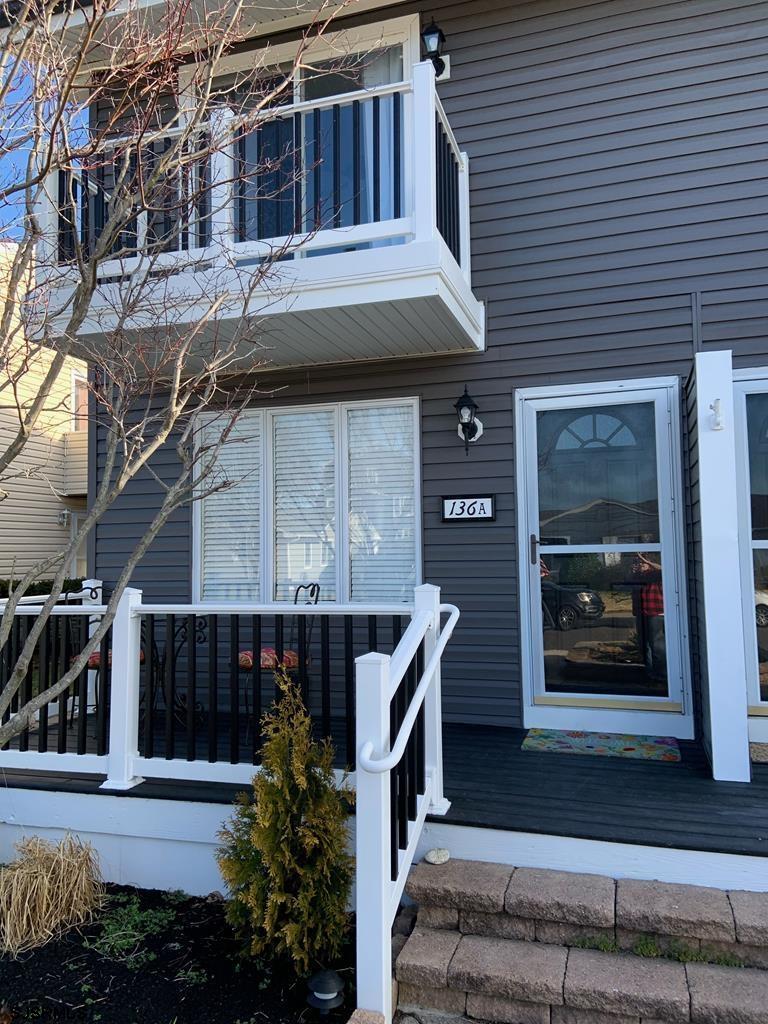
[71,370,88,432]
[192,396,422,605]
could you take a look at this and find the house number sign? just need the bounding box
[441,495,495,522]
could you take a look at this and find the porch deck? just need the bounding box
[3,724,767,859]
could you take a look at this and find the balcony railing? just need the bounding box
[43,62,469,287]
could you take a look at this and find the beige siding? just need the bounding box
[0,245,88,578]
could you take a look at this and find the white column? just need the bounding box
[416,583,450,814]
[82,580,103,712]
[694,350,751,782]
[209,107,235,254]
[459,151,472,285]
[355,651,393,1024]
[100,587,145,791]
[411,61,437,245]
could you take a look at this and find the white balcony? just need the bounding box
[41,63,484,370]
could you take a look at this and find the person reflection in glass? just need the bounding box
[632,553,666,683]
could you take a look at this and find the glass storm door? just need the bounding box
[522,388,686,715]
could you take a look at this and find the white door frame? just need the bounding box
[515,377,694,739]
[733,369,768,742]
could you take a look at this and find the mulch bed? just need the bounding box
[0,885,355,1024]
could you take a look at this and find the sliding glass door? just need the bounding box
[520,385,687,721]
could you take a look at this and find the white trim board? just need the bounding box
[417,822,768,893]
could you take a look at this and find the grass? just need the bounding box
[83,892,178,970]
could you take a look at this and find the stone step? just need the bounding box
[395,926,768,1024]
[405,859,768,969]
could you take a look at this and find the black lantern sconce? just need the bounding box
[421,19,446,77]
[455,386,483,455]
[307,969,344,1015]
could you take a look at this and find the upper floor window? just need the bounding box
[197,399,420,604]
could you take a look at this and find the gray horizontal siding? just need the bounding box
[95,0,768,728]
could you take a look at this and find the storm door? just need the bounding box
[519,385,688,729]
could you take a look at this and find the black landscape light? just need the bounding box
[307,969,344,1015]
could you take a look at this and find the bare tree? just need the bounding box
[0,0,370,744]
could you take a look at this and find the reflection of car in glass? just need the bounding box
[756,590,768,628]
[542,581,605,631]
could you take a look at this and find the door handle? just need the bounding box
[530,534,539,566]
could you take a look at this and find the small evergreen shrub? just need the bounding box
[0,578,84,599]
[217,667,354,975]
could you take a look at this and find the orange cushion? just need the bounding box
[239,647,300,670]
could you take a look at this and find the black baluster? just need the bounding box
[312,108,321,230]
[18,618,32,752]
[298,616,308,707]
[96,626,110,757]
[344,616,354,767]
[252,615,262,763]
[372,95,381,222]
[186,613,197,761]
[230,616,240,764]
[76,616,88,755]
[320,616,330,740]
[367,615,377,652]
[38,620,49,753]
[390,693,398,882]
[57,616,69,754]
[332,104,341,227]
[416,640,426,795]
[208,615,218,762]
[396,676,408,849]
[144,616,155,758]
[164,615,175,760]
[352,100,361,226]
[406,654,417,820]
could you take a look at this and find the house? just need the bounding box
[2,2,768,1021]
[0,243,89,580]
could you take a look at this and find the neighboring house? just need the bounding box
[0,244,89,579]
[3,2,768,1020]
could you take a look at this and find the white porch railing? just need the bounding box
[0,582,459,1023]
[355,584,459,1024]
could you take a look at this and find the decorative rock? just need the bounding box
[728,890,768,947]
[466,992,549,1024]
[425,848,451,866]
[448,935,567,1005]
[564,948,689,1022]
[398,983,466,1015]
[687,961,768,1023]
[407,860,514,914]
[347,1012,385,1024]
[395,927,461,989]
[505,868,615,928]
[460,910,535,941]
[616,879,735,943]
[419,906,460,930]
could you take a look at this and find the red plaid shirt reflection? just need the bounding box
[640,582,664,617]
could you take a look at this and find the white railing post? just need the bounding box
[459,151,472,285]
[355,651,393,1024]
[415,584,450,814]
[209,107,236,255]
[82,580,103,713]
[100,587,145,791]
[412,61,437,244]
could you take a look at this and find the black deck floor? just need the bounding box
[3,724,768,858]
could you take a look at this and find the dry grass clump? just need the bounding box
[0,835,104,956]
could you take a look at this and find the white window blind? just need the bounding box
[347,404,416,602]
[273,410,337,602]
[200,419,261,600]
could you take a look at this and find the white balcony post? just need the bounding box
[694,351,751,782]
[459,151,472,285]
[416,583,450,815]
[412,61,438,244]
[209,107,236,254]
[100,587,144,791]
[36,169,59,271]
[82,580,103,712]
[355,651,393,1024]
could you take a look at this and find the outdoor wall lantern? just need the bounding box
[307,969,344,1015]
[421,19,446,77]
[455,386,483,455]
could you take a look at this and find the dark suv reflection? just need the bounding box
[542,580,605,631]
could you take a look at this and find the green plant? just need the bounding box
[669,941,707,964]
[703,948,746,968]
[217,667,354,975]
[633,935,663,958]
[174,963,208,986]
[0,577,84,599]
[84,892,176,969]
[571,935,618,954]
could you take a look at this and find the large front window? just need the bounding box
[198,400,419,603]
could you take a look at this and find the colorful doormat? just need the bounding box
[522,728,681,762]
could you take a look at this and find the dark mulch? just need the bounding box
[0,885,355,1024]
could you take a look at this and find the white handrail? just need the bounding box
[387,609,432,695]
[133,601,414,616]
[358,603,459,774]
